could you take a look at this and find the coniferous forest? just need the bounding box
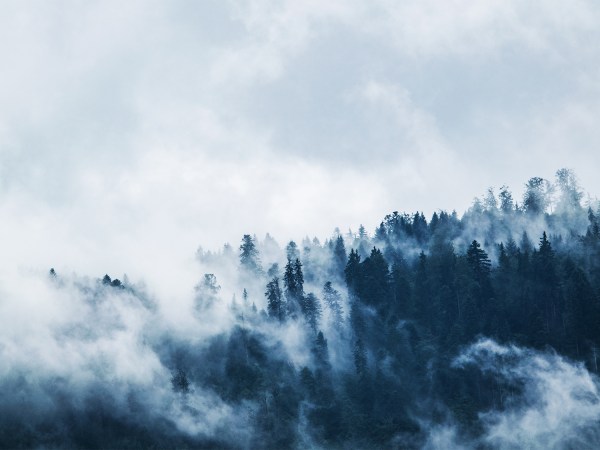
[4,168,600,449]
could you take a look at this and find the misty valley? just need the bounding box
[4,169,600,449]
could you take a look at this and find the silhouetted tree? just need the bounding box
[266,277,284,321]
[332,235,347,277]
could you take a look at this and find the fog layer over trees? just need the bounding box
[3,169,600,449]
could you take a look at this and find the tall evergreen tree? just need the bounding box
[322,281,344,332]
[240,234,262,274]
[283,258,297,298]
[332,235,347,278]
[466,240,491,282]
[283,258,305,317]
[294,258,304,296]
[359,247,390,308]
[301,293,321,333]
[266,277,285,321]
[344,249,361,294]
[286,241,300,261]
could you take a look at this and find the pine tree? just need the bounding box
[286,241,299,261]
[283,258,297,298]
[466,240,491,282]
[534,232,556,285]
[301,293,321,333]
[240,234,262,274]
[294,259,305,296]
[266,277,285,321]
[498,243,510,272]
[332,235,347,277]
[322,281,344,332]
[359,247,390,308]
[344,249,361,294]
[413,212,428,243]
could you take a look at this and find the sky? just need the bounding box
[1,0,600,287]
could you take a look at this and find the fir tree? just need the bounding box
[266,277,285,321]
[240,234,262,274]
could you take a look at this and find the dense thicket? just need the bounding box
[5,169,600,449]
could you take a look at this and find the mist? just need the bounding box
[3,1,600,448]
[1,169,600,448]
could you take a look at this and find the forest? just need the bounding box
[2,168,600,449]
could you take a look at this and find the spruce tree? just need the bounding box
[266,277,284,321]
[240,234,262,274]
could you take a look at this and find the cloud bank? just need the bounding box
[2,1,600,284]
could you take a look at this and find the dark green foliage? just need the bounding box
[19,171,600,449]
[47,224,600,447]
[294,259,304,292]
[332,235,347,277]
[283,258,304,299]
[466,240,491,281]
[224,326,265,401]
[265,277,284,321]
[300,293,321,332]
[344,248,361,293]
[283,257,305,318]
[353,338,367,379]
[353,247,390,310]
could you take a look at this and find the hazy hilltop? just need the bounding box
[3,1,600,448]
[1,169,600,449]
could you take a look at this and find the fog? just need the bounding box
[426,339,600,449]
[2,1,600,448]
[3,1,600,280]
[2,169,600,447]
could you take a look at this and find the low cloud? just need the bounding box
[428,339,600,449]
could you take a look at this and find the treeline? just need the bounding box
[5,169,600,449]
[179,169,600,447]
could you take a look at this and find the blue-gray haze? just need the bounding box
[1,2,600,449]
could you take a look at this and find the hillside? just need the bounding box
[2,169,600,449]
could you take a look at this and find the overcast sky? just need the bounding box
[1,0,600,287]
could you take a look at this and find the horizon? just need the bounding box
[2,1,600,286]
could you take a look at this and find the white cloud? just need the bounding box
[0,0,599,279]
[453,339,600,449]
